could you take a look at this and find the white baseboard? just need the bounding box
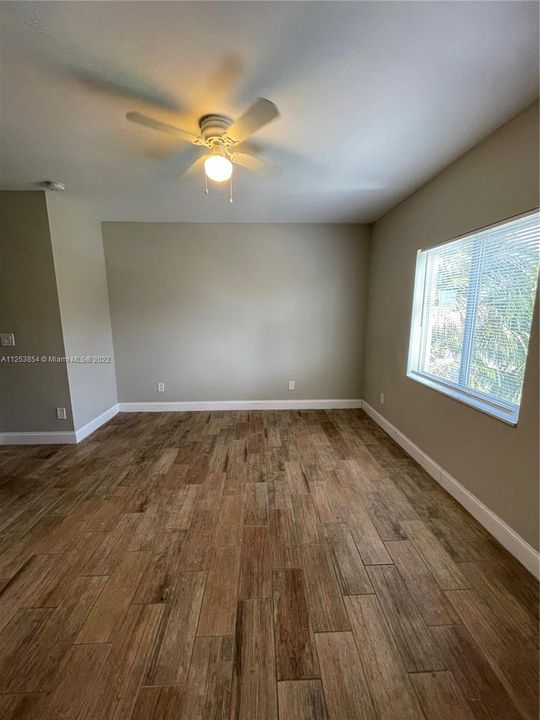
[75,404,119,443]
[118,399,363,412]
[0,404,120,446]
[0,431,77,445]
[361,400,540,579]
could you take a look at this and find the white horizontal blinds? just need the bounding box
[415,212,540,411]
[418,236,474,384]
[466,213,540,407]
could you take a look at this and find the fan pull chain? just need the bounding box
[229,175,233,204]
[204,173,209,195]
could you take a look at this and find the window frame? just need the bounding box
[407,209,539,426]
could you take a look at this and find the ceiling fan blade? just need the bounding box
[162,145,207,178]
[185,153,208,177]
[231,152,282,178]
[126,112,200,144]
[75,68,181,113]
[190,55,243,119]
[227,98,279,142]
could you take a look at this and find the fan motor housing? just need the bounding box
[199,114,233,142]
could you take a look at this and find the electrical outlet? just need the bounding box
[157,382,165,393]
[56,407,67,420]
[288,380,295,391]
[0,333,15,347]
[380,392,385,405]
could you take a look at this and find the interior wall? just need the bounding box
[0,191,74,432]
[363,101,540,550]
[103,223,370,403]
[47,193,117,430]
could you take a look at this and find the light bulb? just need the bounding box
[204,155,233,183]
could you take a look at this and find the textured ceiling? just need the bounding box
[1,1,538,223]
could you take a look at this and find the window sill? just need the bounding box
[406,371,519,426]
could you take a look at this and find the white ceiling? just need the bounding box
[1,1,538,223]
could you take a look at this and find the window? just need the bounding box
[408,211,540,425]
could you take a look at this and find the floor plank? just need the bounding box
[459,560,537,647]
[0,607,50,665]
[273,568,319,680]
[301,544,350,633]
[345,594,424,720]
[38,643,111,720]
[310,481,340,524]
[367,565,445,672]
[83,603,163,720]
[0,693,43,720]
[446,588,539,720]
[130,686,184,720]
[82,513,142,575]
[131,528,186,604]
[347,512,392,566]
[0,555,58,632]
[165,485,201,530]
[178,505,217,571]
[278,679,328,720]
[386,540,458,626]
[144,570,206,686]
[315,631,375,720]
[401,520,468,590]
[238,526,272,599]
[410,670,476,720]
[285,461,311,495]
[214,494,244,546]
[269,508,298,548]
[76,551,149,643]
[231,598,277,720]
[197,546,240,636]
[0,575,107,692]
[318,523,373,596]
[291,494,321,544]
[432,623,524,720]
[243,483,269,526]
[179,635,234,719]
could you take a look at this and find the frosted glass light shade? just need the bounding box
[204,155,233,182]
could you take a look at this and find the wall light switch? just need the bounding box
[380,392,385,405]
[1,333,15,347]
[157,382,165,392]
[289,380,296,391]
[56,407,67,420]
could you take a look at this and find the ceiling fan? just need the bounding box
[126,97,281,195]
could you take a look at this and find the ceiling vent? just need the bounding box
[39,180,66,192]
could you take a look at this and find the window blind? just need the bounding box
[408,211,540,423]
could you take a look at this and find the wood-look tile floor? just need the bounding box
[0,409,538,720]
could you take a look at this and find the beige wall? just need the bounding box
[0,191,74,432]
[103,223,370,402]
[363,101,540,549]
[47,194,117,430]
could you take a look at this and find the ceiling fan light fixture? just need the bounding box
[204,154,233,183]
